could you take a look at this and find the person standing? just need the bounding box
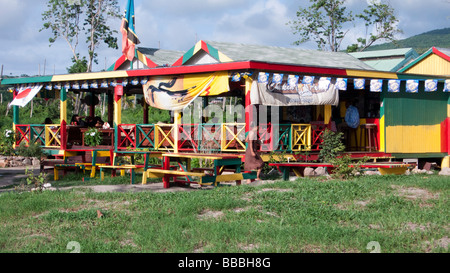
[244,124,265,183]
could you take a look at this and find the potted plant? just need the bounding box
[84,127,102,146]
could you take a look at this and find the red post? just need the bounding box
[163,156,170,188]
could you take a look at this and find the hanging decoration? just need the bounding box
[425,79,438,92]
[354,79,365,90]
[370,79,382,92]
[388,79,400,93]
[406,80,419,93]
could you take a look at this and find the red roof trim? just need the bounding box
[432,47,450,63]
[126,61,348,77]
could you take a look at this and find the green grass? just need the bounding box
[0,173,448,253]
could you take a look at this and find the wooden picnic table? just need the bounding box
[269,161,416,180]
[143,153,252,188]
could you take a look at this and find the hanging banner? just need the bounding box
[10,84,43,107]
[250,76,339,106]
[142,71,229,110]
[336,78,347,91]
[354,78,365,90]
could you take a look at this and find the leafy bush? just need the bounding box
[84,127,102,146]
[318,129,345,162]
[14,142,44,158]
[0,128,15,156]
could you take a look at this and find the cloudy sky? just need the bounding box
[0,0,449,77]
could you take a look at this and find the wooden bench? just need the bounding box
[269,162,415,180]
[54,164,86,181]
[99,164,146,184]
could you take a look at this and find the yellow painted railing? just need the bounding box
[221,123,246,152]
[290,124,312,151]
[45,124,62,148]
[154,124,175,151]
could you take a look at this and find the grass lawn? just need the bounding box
[0,172,448,253]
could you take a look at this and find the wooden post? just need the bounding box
[12,88,19,149]
[143,101,149,124]
[108,89,114,126]
[60,87,67,150]
[113,85,123,164]
[174,110,181,153]
[89,91,95,118]
[324,105,332,124]
[244,77,253,133]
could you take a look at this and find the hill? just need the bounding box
[365,28,450,54]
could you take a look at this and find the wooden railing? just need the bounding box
[14,122,329,153]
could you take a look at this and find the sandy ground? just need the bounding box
[0,166,275,194]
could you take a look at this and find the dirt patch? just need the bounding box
[391,185,439,201]
[405,222,431,232]
[197,209,224,220]
[238,243,260,251]
[334,199,372,210]
[423,236,450,252]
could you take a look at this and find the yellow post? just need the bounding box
[324,105,332,124]
[174,110,181,153]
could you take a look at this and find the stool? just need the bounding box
[359,123,378,152]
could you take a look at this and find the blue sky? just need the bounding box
[0,0,449,76]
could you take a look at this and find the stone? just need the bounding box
[304,167,316,177]
[314,167,326,176]
[438,168,450,176]
[22,158,32,165]
[32,158,41,166]
[0,159,8,168]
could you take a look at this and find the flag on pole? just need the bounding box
[121,0,140,61]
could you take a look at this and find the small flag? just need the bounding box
[231,72,241,82]
[406,80,419,93]
[444,80,450,92]
[388,79,400,93]
[336,78,347,91]
[272,73,284,84]
[287,75,299,88]
[425,79,437,92]
[302,76,314,85]
[258,72,269,84]
[318,77,331,91]
[354,78,365,90]
[370,79,382,92]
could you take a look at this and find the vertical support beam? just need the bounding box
[108,89,114,126]
[163,156,170,188]
[324,105,332,124]
[244,77,253,133]
[12,88,19,149]
[114,85,123,164]
[89,91,95,118]
[174,110,181,153]
[379,85,386,153]
[143,100,149,124]
[60,87,67,150]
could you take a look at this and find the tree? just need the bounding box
[347,1,402,52]
[41,0,121,72]
[289,0,354,52]
[288,0,401,52]
[83,0,121,72]
[41,0,83,63]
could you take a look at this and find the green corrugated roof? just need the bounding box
[349,48,419,72]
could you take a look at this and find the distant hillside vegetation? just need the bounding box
[365,28,450,54]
